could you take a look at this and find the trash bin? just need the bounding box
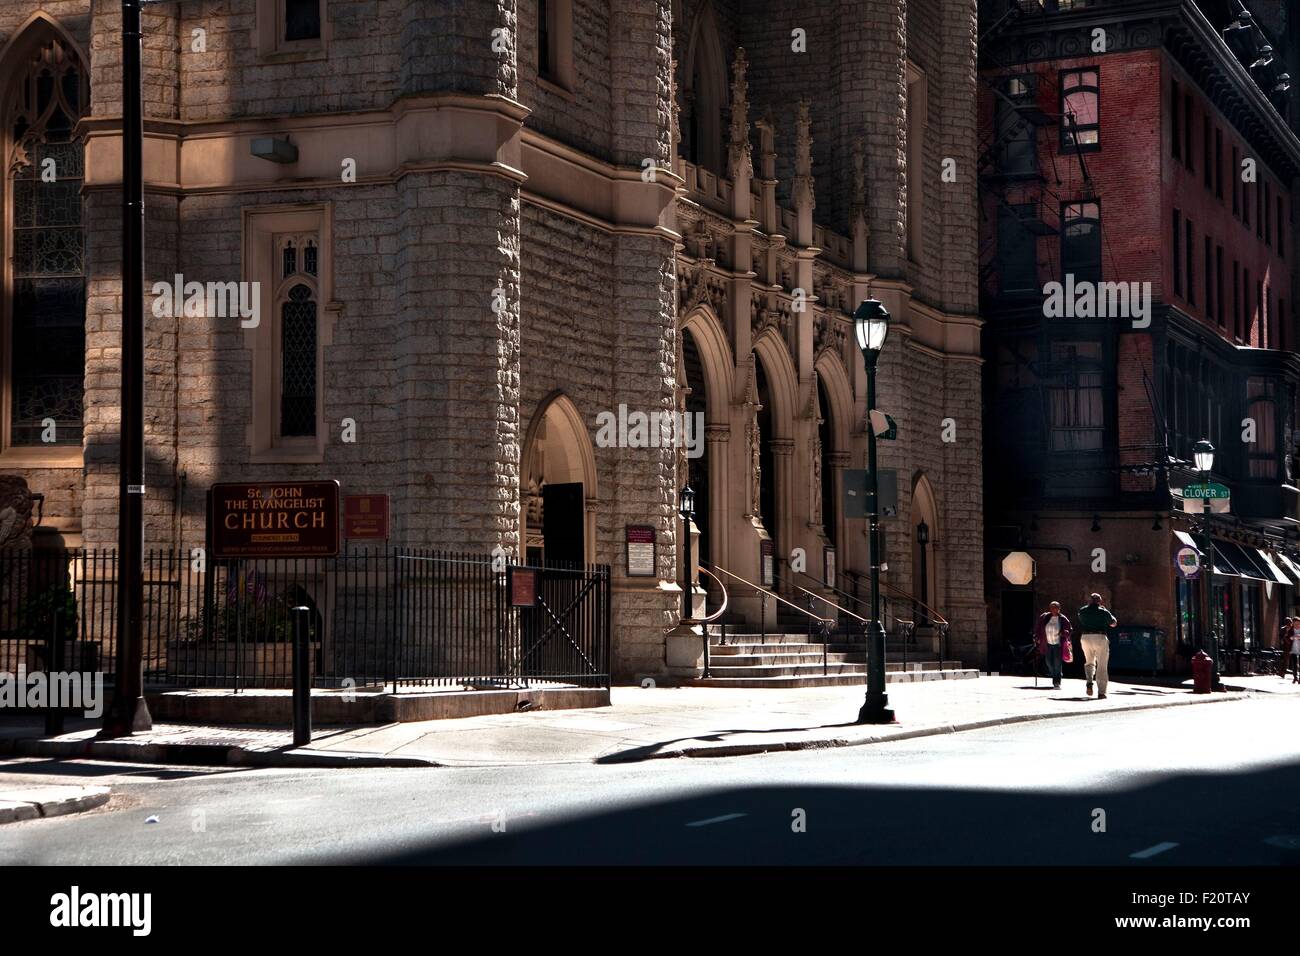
[1110,626,1166,676]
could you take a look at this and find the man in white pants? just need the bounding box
[1075,592,1118,699]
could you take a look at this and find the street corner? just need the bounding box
[0,784,110,825]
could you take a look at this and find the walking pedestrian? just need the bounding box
[1076,592,1117,699]
[1280,617,1294,680]
[1290,618,1300,684]
[1034,601,1072,690]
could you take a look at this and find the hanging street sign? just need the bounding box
[1174,544,1201,579]
[843,469,898,518]
[1182,481,1230,499]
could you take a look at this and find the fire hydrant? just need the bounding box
[1192,650,1214,694]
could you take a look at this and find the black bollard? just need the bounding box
[44,607,65,737]
[291,606,311,747]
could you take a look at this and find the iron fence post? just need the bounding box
[291,605,311,747]
[44,607,65,736]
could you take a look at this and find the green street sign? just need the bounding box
[1182,481,1230,500]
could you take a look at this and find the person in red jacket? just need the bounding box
[1034,601,1073,690]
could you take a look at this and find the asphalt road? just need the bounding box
[1,695,1298,865]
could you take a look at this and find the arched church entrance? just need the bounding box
[817,375,837,554]
[755,356,778,559]
[682,328,710,567]
[521,394,596,567]
[911,473,940,627]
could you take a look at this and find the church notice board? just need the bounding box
[626,525,656,577]
[209,481,340,559]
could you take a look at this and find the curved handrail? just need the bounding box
[693,566,730,624]
[705,562,833,624]
[775,570,867,625]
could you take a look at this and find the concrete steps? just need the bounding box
[691,628,975,688]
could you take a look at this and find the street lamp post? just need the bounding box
[104,0,151,735]
[1193,439,1220,689]
[854,300,894,724]
[680,484,696,622]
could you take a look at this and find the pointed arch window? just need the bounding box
[4,36,87,451]
[276,237,318,439]
[683,8,726,176]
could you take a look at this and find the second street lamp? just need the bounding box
[854,299,894,724]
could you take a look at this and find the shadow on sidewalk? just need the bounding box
[595,721,862,764]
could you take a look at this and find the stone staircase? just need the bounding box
[684,626,978,689]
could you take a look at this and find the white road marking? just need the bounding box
[1130,841,1179,859]
[686,813,747,828]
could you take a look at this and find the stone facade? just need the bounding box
[0,0,987,679]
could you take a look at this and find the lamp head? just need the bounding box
[1193,439,1215,473]
[853,299,890,357]
[679,484,696,520]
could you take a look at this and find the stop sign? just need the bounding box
[1001,551,1035,585]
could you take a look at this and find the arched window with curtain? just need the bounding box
[276,236,319,439]
[4,35,87,448]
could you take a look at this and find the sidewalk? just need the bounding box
[2,673,1284,768]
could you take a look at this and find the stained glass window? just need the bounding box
[7,39,87,446]
[280,284,317,437]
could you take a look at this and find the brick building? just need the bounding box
[980,0,1300,674]
[0,0,986,681]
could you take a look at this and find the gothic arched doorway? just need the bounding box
[682,327,710,567]
[755,356,777,556]
[911,473,940,626]
[521,394,597,567]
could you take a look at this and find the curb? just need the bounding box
[0,786,110,825]
[618,689,1254,762]
[1,737,440,769]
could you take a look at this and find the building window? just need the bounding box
[1257,279,1263,342]
[1243,178,1250,227]
[1203,117,1212,189]
[1216,245,1224,327]
[1185,218,1195,307]
[279,283,316,437]
[1232,146,1240,216]
[1278,196,1286,257]
[1171,79,1181,161]
[242,206,335,461]
[1184,92,1194,169]
[998,204,1038,294]
[1257,180,1263,238]
[1061,200,1101,284]
[1172,209,1182,297]
[1215,127,1224,199]
[1060,68,1099,151]
[1265,181,1272,247]
[4,36,87,451]
[682,6,726,174]
[283,0,321,42]
[1232,260,1240,337]
[536,0,573,89]
[1204,235,1212,320]
[1242,270,1250,341]
[257,0,327,58]
[1047,341,1104,452]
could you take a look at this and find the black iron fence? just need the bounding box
[0,546,610,691]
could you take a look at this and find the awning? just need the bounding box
[1208,540,1245,578]
[1214,541,1270,582]
[1278,553,1300,585]
[1255,549,1293,586]
[1173,531,1201,554]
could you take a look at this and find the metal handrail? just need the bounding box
[694,566,729,624]
[776,569,867,624]
[706,563,834,624]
